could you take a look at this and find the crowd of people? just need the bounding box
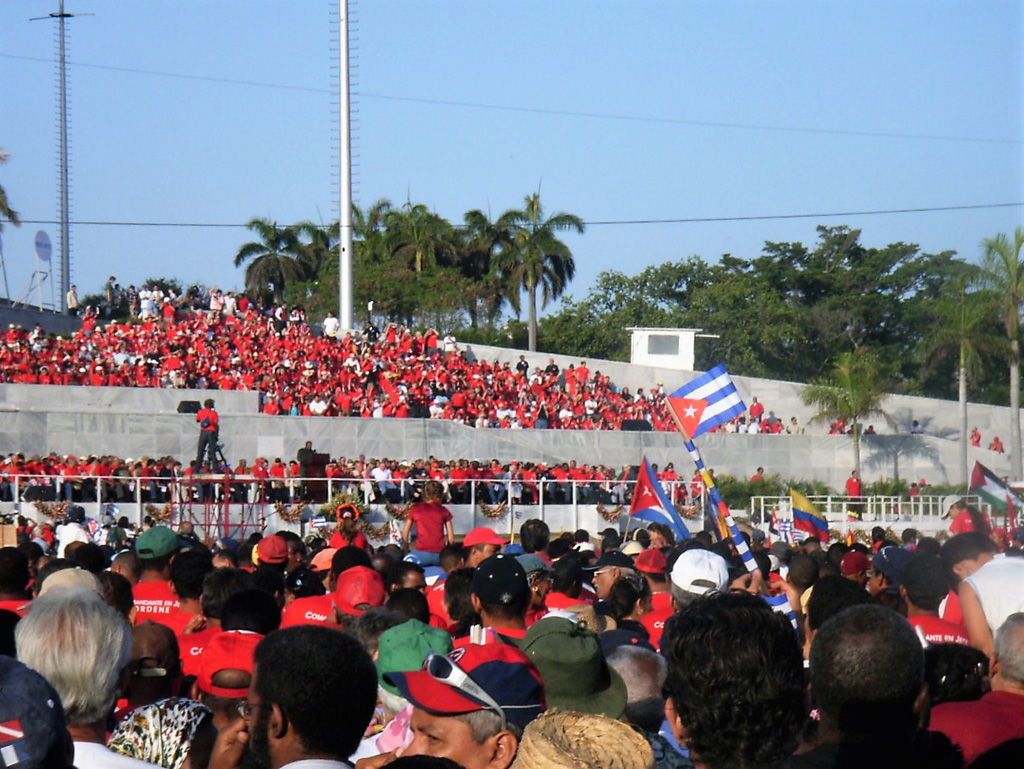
[0,301,804,433]
[2,499,1024,769]
[0,450,707,508]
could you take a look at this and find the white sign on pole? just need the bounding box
[35,231,52,262]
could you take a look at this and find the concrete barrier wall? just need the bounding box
[0,383,1013,488]
[0,303,80,336]
[463,343,1023,442]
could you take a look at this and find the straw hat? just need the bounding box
[511,711,654,769]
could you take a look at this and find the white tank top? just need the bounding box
[965,555,1024,633]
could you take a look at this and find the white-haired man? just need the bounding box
[16,588,158,768]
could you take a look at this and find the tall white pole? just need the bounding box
[338,0,354,333]
[58,0,70,312]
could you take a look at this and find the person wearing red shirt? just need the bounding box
[845,469,864,520]
[401,480,454,566]
[930,614,1024,764]
[194,398,219,471]
[132,526,181,627]
[328,505,370,552]
[748,396,765,422]
[268,458,288,503]
[901,553,970,646]
[545,554,590,611]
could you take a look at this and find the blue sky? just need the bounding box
[0,1,1020,317]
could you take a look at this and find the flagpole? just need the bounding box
[668,409,758,576]
[622,485,634,542]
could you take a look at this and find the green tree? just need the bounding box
[497,193,585,351]
[538,259,707,360]
[0,148,20,232]
[384,202,457,273]
[459,209,509,328]
[979,226,1024,480]
[800,350,898,475]
[233,218,307,303]
[917,275,1004,485]
[353,198,393,263]
[295,219,338,278]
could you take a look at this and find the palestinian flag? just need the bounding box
[969,461,1023,516]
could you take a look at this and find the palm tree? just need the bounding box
[496,192,585,351]
[460,208,510,327]
[919,278,1003,485]
[352,198,392,263]
[233,217,306,303]
[801,349,898,475]
[383,202,457,273]
[979,226,1024,480]
[295,219,339,277]
[0,148,20,232]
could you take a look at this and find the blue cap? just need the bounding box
[0,656,69,768]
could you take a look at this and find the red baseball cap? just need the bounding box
[280,594,339,629]
[840,551,871,576]
[463,527,509,548]
[196,630,264,698]
[334,566,386,616]
[258,535,288,565]
[383,643,545,730]
[634,549,667,575]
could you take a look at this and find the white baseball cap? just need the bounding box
[670,549,729,596]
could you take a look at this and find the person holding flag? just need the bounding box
[967,461,1020,535]
[627,456,691,543]
[664,364,799,630]
[790,489,829,542]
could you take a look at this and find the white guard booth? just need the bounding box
[627,327,706,372]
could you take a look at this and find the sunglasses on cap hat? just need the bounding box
[424,652,507,733]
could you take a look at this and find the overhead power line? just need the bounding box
[16,202,1024,230]
[2,52,1021,145]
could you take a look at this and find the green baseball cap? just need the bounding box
[135,526,179,559]
[376,619,454,696]
[521,616,627,719]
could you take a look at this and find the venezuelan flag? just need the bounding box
[791,489,829,540]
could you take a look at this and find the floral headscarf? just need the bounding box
[108,697,212,769]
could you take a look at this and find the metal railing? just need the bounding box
[748,494,988,528]
[0,473,704,521]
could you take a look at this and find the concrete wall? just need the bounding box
[0,333,1019,489]
[0,302,80,336]
[0,380,1013,489]
[463,343,1022,445]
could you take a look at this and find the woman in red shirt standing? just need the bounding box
[401,480,454,567]
[328,504,370,553]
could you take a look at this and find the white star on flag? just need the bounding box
[683,404,698,418]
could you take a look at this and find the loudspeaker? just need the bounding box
[177,400,201,414]
[621,419,653,432]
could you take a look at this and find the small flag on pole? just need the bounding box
[778,519,794,544]
[970,461,1023,519]
[666,363,747,439]
[791,489,829,540]
[628,457,691,541]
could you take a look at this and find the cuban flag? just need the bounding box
[628,457,691,541]
[666,364,746,439]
